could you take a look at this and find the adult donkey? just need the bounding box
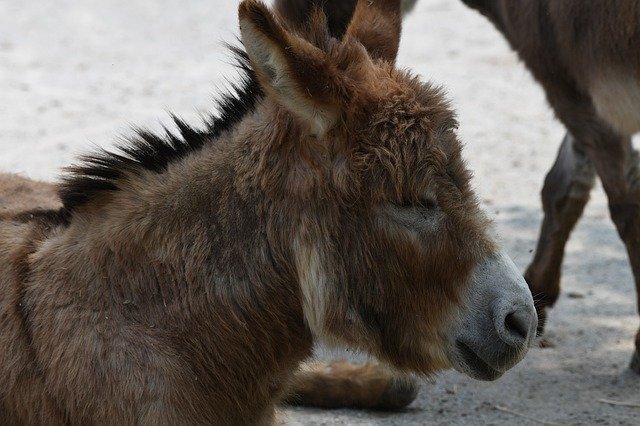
[278,0,640,374]
[0,0,537,423]
[458,0,640,374]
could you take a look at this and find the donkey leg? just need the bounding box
[524,132,596,334]
[283,360,418,410]
[586,136,640,374]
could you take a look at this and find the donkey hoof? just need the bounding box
[375,375,419,410]
[630,350,640,375]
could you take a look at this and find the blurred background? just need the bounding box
[1,0,638,424]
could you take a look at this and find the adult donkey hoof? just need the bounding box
[630,350,640,374]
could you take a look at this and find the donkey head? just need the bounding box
[238,0,536,380]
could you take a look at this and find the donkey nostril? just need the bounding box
[504,311,529,341]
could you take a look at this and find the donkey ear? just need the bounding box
[238,0,344,135]
[345,0,403,63]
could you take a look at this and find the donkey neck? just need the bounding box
[23,113,314,411]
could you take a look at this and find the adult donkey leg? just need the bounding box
[524,132,596,334]
[586,136,640,374]
[283,360,418,410]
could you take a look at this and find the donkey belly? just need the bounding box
[590,70,640,135]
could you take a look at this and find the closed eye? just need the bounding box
[417,198,438,210]
[393,198,438,210]
[383,197,441,233]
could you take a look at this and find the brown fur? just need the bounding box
[458,0,640,373]
[277,0,640,374]
[0,174,60,214]
[274,0,416,40]
[285,360,418,410]
[275,0,357,37]
[0,1,500,423]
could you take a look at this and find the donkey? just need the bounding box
[457,0,640,374]
[277,0,640,374]
[0,0,537,423]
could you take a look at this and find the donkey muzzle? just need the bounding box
[449,251,538,381]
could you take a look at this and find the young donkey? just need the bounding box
[0,0,537,423]
[284,0,640,374]
[458,0,640,373]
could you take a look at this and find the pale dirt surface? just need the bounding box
[1,0,639,425]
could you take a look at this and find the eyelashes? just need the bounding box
[385,196,442,233]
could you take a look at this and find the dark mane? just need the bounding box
[59,46,263,212]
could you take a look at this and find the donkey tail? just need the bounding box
[283,360,419,411]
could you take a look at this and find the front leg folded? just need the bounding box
[283,360,418,411]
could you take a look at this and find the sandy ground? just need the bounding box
[1,0,639,424]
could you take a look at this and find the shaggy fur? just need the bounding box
[274,0,417,38]
[0,0,500,423]
[279,0,640,374]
